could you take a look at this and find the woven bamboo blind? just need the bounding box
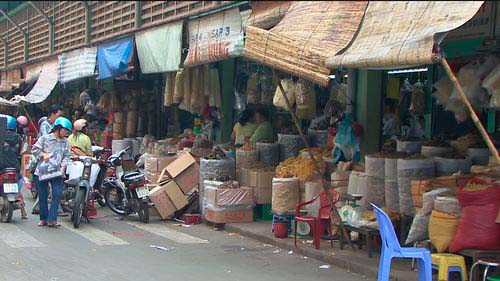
[244,1,367,86]
[326,1,485,69]
[90,1,136,42]
[54,1,85,53]
[246,1,291,30]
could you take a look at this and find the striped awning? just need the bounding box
[326,1,485,70]
[244,1,368,86]
[57,46,97,84]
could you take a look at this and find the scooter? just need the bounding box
[103,147,151,223]
[0,168,23,222]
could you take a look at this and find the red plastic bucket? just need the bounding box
[274,222,289,238]
[183,214,201,225]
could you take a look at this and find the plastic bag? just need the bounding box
[429,210,460,253]
[410,81,425,114]
[273,79,295,110]
[38,158,63,182]
[406,213,430,245]
[483,64,500,108]
[259,75,275,105]
[333,114,360,163]
[433,77,453,106]
[295,81,316,120]
[421,188,450,215]
[434,196,461,217]
[246,73,261,104]
[450,63,490,109]
[449,204,500,253]
[173,68,184,104]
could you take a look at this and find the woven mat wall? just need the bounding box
[244,1,367,86]
[326,1,484,69]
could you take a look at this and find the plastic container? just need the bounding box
[274,222,289,238]
[182,214,201,225]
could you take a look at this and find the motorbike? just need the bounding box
[63,146,108,228]
[103,146,151,223]
[0,168,23,223]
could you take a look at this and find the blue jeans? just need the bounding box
[38,177,63,223]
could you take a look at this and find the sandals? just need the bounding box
[48,222,61,228]
[38,221,47,226]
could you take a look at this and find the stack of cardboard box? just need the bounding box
[204,181,255,223]
[238,168,274,204]
[148,153,200,219]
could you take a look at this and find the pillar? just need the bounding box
[217,59,235,144]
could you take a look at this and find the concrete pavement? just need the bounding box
[0,195,368,281]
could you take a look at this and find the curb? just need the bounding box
[224,224,412,281]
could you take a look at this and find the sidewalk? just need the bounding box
[224,221,418,281]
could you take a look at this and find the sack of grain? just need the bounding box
[272,177,299,215]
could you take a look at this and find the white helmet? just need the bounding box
[73,119,87,131]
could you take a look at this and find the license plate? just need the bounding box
[135,186,149,198]
[3,183,18,193]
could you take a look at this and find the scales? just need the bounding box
[339,193,363,223]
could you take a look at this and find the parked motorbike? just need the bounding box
[0,168,23,222]
[103,147,151,223]
[63,146,108,228]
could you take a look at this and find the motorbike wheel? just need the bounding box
[104,186,127,215]
[94,192,106,207]
[72,191,85,229]
[0,195,14,223]
[136,200,149,224]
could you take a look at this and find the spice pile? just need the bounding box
[205,146,228,160]
[463,181,489,191]
[276,149,328,180]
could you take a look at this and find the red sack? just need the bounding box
[457,178,500,207]
[449,203,500,253]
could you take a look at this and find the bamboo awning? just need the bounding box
[244,1,368,87]
[326,1,484,70]
[246,1,292,30]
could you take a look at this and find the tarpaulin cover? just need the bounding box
[244,1,368,86]
[23,59,58,104]
[97,37,133,80]
[135,21,183,74]
[58,47,97,84]
[326,1,484,69]
[184,8,244,66]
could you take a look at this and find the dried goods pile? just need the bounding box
[276,149,328,181]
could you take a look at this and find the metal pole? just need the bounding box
[28,1,54,55]
[23,34,28,62]
[134,1,141,29]
[272,69,354,249]
[440,58,500,163]
[0,9,28,62]
[82,2,91,44]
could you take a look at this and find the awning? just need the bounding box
[184,8,244,67]
[326,1,485,70]
[244,1,368,87]
[22,61,44,84]
[58,47,97,84]
[135,21,183,74]
[22,59,58,104]
[246,1,292,30]
[97,37,134,80]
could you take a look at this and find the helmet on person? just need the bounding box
[53,117,72,131]
[17,116,28,127]
[38,116,48,127]
[0,114,17,130]
[73,119,87,132]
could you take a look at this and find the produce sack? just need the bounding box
[406,212,430,246]
[434,196,461,217]
[457,178,500,207]
[273,79,295,110]
[449,204,500,253]
[272,177,299,215]
[429,210,460,253]
[365,155,385,209]
[384,158,399,212]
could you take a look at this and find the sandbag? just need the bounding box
[272,177,299,215]
[433,157,471,177]
[421,146,453,157]
[450,204,500,253]
[308,129,329,148]
[384,158,399,212]
[236,149,258,169]
[434,196,461,217]
[429,210,460,253]
[422,188,451,215]
[406,213,430,246]
[397,158,434,216]
[256,142,279,167]
[365,155,385,209]
[397,140,424,154]
[466,148,490,166]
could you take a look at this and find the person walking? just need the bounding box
[31,117,72,228]
[68,119,92,156]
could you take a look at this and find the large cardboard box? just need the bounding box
[166,153,200,193]
[162,180,189,210]
[144,155,177,183]
[254,187,272,204]
[205,208,253,223]
[205,187,254,208]
[149,185,177,219]
[242,169,275,188]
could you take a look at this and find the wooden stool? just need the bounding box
[432,253,467,281]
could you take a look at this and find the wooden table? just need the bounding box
[339,224,381,258]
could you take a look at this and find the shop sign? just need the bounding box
[184,8,244,66]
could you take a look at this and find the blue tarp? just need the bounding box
[97,37,133,80]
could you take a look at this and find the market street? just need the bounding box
[0,196,367,281]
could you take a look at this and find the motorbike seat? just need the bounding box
[1,168,17,173]
[122,171,143,182]
[65,178,81,186]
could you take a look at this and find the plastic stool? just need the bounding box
[432,253,467,281]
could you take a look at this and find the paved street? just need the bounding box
[0,194,368,281]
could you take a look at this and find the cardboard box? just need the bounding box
[205,208,253,223]
[240,169,274,188]
[205,187,254,208]
[256,171,274,188]
[144,155,177,183]
[239,168,249,186]
[166,153,200,193]
[162,180,189,210]
[254,187,272,204]
[149,185,177,219]
[247,170,259,187]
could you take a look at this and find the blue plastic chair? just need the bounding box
[371,203,432,281]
